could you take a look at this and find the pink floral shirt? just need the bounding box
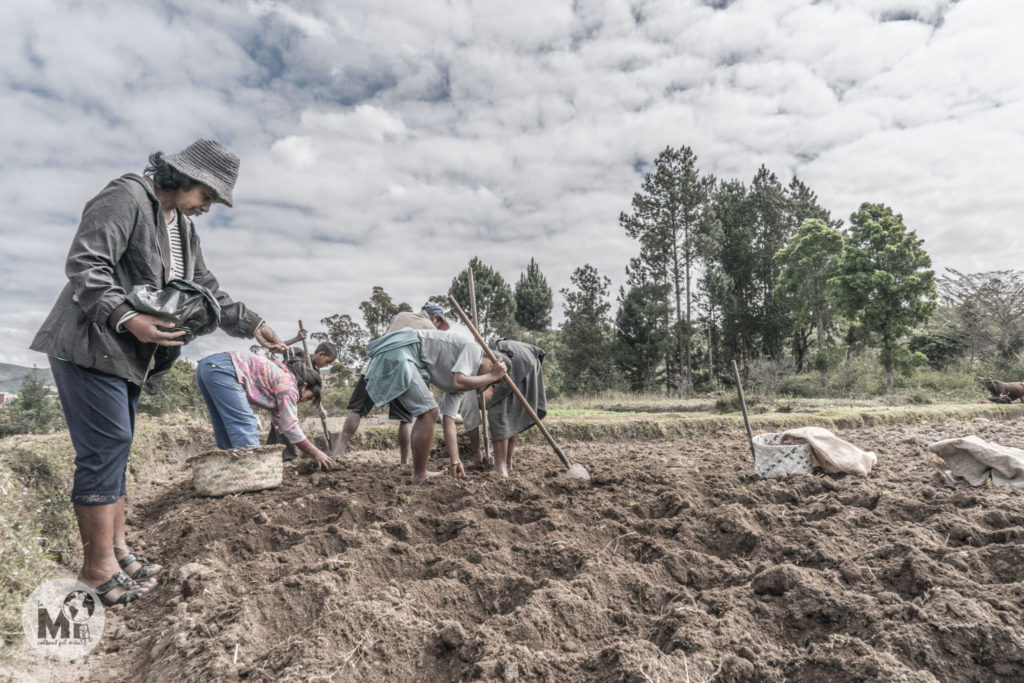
[228,352,306,444]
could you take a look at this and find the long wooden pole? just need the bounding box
[732,359,756,461]
[467,268,490,458]
[449,296,573,470]
[299,320,334,447]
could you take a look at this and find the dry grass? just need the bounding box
[0,413,210,659]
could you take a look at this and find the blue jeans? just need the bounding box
[49,357,140,505]
[195,353,260,449]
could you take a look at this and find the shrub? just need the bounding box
[777,374,819,398]
[0,374,62,437]
[746,358,797,400]
[139,359,206,417]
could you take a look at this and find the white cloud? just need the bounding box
[1,0,1022,367]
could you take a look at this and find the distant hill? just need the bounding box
[0,363,55,394]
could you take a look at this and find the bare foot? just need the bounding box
[411,469,444,484]
[489,466,509,479]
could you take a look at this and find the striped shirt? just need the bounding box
[166,210,185,279]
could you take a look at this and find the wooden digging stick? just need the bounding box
[467,267,490,458]
[732,359,756,461]
[299,320,334,448]
[448,296,574,471]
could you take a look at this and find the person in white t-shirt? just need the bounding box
[364,328,506,483]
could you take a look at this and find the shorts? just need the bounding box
[49,357,140,506]
[395,371,438,418]
[347,374,413,422]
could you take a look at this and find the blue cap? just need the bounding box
[422,304,449,330]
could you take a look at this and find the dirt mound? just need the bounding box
[84,419,1024,681]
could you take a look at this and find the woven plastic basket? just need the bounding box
[187,445,283,497]
[752,432,814,479]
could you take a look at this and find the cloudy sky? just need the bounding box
[2,0,1022,368]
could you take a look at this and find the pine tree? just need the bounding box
[0,372,60,434]
[748,166,793,360]
[514,258,553,335]
[560,264,616,395]
[614,278,670,392]
[706,179,757,366]
[442,257,517,337]
[620,146,715,394]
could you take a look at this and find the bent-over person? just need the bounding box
[195,352,332,470]
[463,339,547,477]
[336,304,449,461]
[363,328,506,483]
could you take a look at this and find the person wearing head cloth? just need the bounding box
[460,339,547,478]
[334,304,450,462]
[31,138,291,606]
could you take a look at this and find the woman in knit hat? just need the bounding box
[31,138,289,606]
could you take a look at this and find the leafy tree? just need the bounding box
[614,279,670,392]
[440,257,517,336]
[775,218,844,387]
[359,286,411,339]
[514,258,553,335]
[310,313,369,371]
[707,171,835,373]
[138,360,205,417]
[933,269,1024,370]
[831,203,936,390]
[560,264,616,394]
[0,372,61,435]
[908,330,966,370]
[620,146,715,393]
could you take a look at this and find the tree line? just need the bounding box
[304,145,947,397]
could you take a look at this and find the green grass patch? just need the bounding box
[335,399,1024,450]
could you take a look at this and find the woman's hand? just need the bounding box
[448,461,465,478]
[124,314,186,346]
[254,322,287,353]
[488,358,507,382]
[308,446,333,471]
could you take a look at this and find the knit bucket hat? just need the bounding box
[164,138,240,207]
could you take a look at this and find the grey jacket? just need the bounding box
[31,174,261,392]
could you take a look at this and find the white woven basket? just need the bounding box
[187,445,283,497]
[752,432,814,479]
